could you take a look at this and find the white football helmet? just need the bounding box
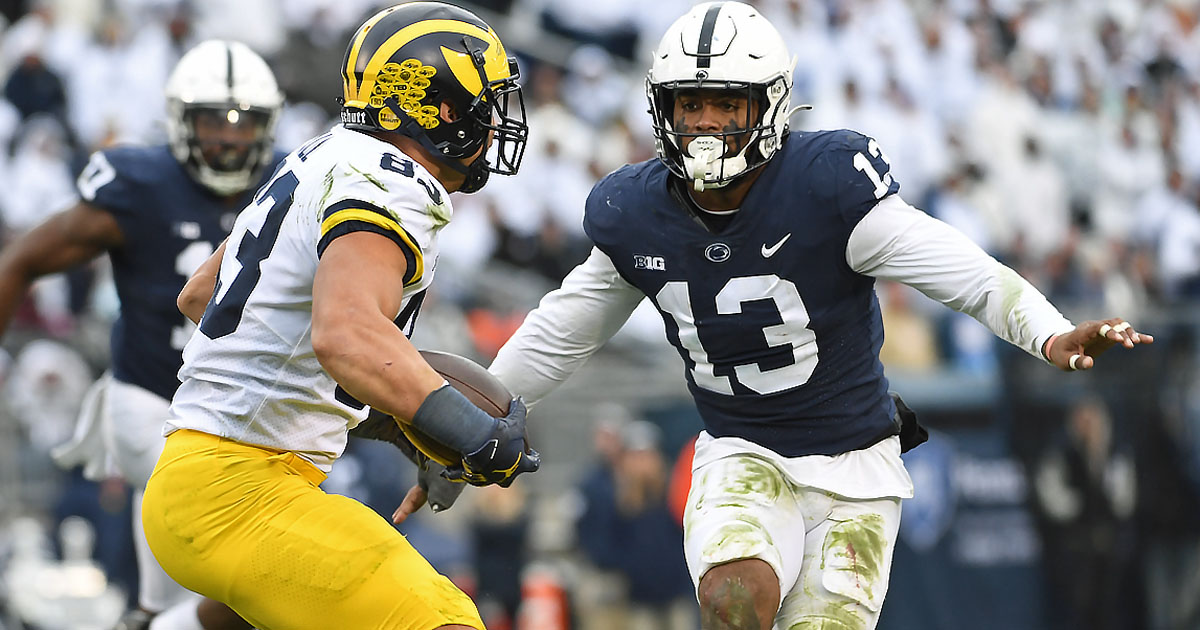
[647,2,799,191]
[165,40,283,197]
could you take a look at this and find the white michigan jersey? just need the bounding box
[167,126,451,471]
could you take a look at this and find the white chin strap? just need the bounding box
[685,136,748,192]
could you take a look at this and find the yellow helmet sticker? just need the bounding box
[370,59,440,129]
[377,107,400,130]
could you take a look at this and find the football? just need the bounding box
[421,349,512,417]
[396,350,513,467]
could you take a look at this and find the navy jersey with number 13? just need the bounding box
[584,130,900,457]
[76,144,285,401]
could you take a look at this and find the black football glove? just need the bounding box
[442,397,540,487]
[417,459,467,512]
[349,408,417,456]
[890,392,928,454]
[350,409,466,512]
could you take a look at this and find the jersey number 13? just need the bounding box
[656,275,818,395]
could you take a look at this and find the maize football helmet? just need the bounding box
[647,1,800,191]
[339,2,528,193]
[165,40,283,197]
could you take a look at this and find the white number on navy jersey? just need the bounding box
[852,138,893,200]
[171,240,215,350]
[657,274,818,395]
[77,152,117,201]
[658,281,734,395]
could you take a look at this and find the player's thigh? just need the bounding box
[103,378,171,486]
[683,453,818,598]
[225,492,484,630]
[776,495,901,630]
[143,430,484,630]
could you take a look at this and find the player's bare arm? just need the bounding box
[178,239,226,325]
[312,230,444,418]
[0,201,124,336]
[315,228,537,487]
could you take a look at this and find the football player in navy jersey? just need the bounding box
[488,3,1153,630]
[0,40,283,630]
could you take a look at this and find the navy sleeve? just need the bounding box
[76,148,139,220]
[581,169,625,248]
[810,130,901,230]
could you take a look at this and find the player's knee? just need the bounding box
[698,592,764,630]
[698,560,779,630]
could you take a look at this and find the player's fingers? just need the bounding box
[392,485,428,524]
[1093,319,1145,349]
[1107,321,1134,347]
[1101,320,1154,348]
[1115,322,1155,346]
[1067,354,1095,371]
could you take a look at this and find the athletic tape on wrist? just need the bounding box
[411,385,498,454]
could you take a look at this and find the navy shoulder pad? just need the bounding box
[582,160,661,246]
[801,129,900,228]
[76,145,179,211]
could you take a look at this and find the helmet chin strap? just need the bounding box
[381,95,491,193]
[682,104,808,192]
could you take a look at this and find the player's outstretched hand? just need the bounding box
[443,397,540,487]
[1046,318,1154,372]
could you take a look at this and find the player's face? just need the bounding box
[191,108,267,173]
[672,88,759,156]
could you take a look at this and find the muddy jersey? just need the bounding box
[168,126,451,471]
[583,130,901,456]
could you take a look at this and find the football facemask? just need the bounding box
[165,40,282,197]
[647,1,803,191]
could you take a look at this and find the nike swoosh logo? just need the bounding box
[761,233,792,258]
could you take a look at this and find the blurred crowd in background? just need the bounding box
[0,0,1198,628]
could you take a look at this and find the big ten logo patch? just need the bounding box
[634,254,666,271]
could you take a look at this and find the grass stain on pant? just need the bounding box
[822,513,886,605]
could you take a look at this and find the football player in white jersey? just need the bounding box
[144,4,538,629]
[487,3,1152,630]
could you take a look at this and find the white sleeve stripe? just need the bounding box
[847,195,1073,361]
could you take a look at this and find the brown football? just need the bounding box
[396,350,513,467]
[421,350,512,417]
